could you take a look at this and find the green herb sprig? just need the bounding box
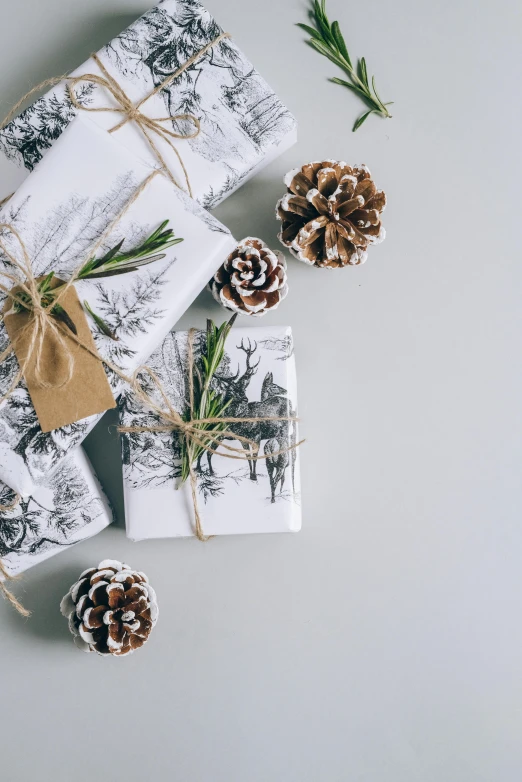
[179,314,238,486]
[13,221,182,338]
[298,0,393,131]
[75,220,182,281]
[13,271,79,333]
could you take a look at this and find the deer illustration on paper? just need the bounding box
[198,337,297,502]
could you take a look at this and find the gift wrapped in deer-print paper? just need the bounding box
[0,0,297,208]
[120,325,301,539]
[0,116,236,497]
[0,448,112,578]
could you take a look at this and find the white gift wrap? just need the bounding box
[120,325,301,540]
[0,448,113,577]
[0,116,236,496]
[0,0,297,209]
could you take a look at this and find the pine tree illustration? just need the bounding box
[0,458,103,559]
[0,83,95,170]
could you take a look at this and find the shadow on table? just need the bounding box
[3,563,84,643]
[2,13,138,114]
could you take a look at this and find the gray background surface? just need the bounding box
[1,1,521,780]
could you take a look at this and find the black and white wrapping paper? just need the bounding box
[0,0,297,208]
[0,116,236,496]
[0,448,113,577]
[120,325,301,539]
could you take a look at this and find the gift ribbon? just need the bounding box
[118,328,303,542]
[0,30,232,198]
[0,559,31,617]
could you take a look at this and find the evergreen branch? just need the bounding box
[12,220,182,336]
[75,220,183,280]
[179,314,238,485]
[298,0,392,131]
[83,299,119,341]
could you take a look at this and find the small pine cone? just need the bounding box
[209,237,288,317]
[60,560,158,656]
[276,161,386,268]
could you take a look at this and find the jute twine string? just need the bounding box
[0,493,21,512]
[0,169,161,406]
[0,31,232,198]
[0,559,31,617]
[118,329,303,542]
[0,172,163,614]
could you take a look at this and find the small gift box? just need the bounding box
[0,116,236,496]
[0,0,297,208]
[0,447,112,578]
[120,324,301,540]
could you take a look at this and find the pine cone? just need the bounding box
[209,237,288,316]
[60,559,158,656]
[276,161,386,268]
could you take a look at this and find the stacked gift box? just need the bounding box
[0,0,301,587]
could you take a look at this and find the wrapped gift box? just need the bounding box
[0,0,297,209]
[0,116,236,496]
[120,325,301,539]
[0,447,112,577]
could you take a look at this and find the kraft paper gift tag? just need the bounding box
[3,278,115,432]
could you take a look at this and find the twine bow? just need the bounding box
[0,31,232,199]
[118,329,302,542]
[0,170,161,407]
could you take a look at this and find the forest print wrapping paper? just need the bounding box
[0,116,235,497]
[0,0,297,208]
[120,325,301,539]
[0,448,112,577]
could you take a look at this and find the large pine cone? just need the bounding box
[209,237,288,316]
[60,560,158,656]
[276,161,386,268]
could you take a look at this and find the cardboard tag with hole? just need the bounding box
[3,277,116,433]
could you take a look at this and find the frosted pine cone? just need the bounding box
[209,237,288,316]
[60,560,158,656]
[276,161,386,268]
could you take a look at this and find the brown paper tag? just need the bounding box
[3,278,116,433]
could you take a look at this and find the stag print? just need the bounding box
[121,328,299,507]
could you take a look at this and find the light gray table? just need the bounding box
[1,1,521,780]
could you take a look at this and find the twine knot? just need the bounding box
[119,331,302,543]
[66,32,230,198]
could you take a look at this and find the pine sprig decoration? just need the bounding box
[298,0,393,131]
[179,314,238,485]
[12,221,183,338]
[76,221,182,281]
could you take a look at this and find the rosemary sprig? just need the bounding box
[75,220,182,281]
[83,299,119,341]
[179,313,238,486]
[298,0,393,131]
[13,221,183,337]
